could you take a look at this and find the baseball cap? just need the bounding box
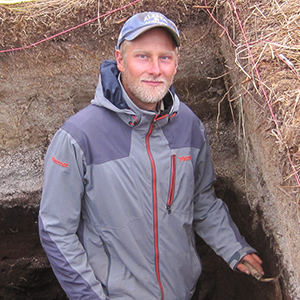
[116,12,180,50]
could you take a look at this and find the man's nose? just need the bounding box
[148,58,161,76]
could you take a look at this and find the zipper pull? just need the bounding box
[166,204,172,214]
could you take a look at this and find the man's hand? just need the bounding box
[237,253,264,279]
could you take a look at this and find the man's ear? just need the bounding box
[115,50,125,72]
[175,54,180,74]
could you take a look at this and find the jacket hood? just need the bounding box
[95,60,130,110]
[91,60,179,118]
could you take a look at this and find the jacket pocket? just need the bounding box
[166,154,176,214]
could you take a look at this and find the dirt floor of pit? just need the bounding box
[0,3,288,300]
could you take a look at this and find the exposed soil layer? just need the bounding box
[0,1,297,299]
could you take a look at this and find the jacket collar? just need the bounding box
[92,60,179,128]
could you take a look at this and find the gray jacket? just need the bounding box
[39,60,256,300]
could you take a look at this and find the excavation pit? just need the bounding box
[1,1,299,299]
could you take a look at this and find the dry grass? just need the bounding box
[1,0,298,188]
[209,0,300,196]
[1,0,299,185]
[0,0,136,30]
[243,0,300,191]
[1,0,97,16]
[0,0,138,49]
[211,3,300,293]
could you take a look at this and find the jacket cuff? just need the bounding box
[228,246,257,270]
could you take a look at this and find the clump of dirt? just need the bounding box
[0,0,299,299]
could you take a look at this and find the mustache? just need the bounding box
[140,77,167,83]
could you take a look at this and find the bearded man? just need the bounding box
[39,11,264,300]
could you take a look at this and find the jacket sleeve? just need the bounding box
[192,125,256,270]
[38,129,107,300]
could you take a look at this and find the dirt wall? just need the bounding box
[217,4,300,297]
[0,1,299,299]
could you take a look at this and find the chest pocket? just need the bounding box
[164,154,195,215]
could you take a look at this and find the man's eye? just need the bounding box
[138,54,147,59]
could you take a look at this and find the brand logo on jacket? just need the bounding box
[179,156,191,162]
[52,156,68,168]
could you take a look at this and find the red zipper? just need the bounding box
[146,117,164,300]
[166,155,176,214]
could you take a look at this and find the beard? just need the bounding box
[122,73,172,104]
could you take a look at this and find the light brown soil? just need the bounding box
[0,1,299,299]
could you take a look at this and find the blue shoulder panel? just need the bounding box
[62,104,132,165]
[163,103,205,149]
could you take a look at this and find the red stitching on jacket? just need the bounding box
[52,156,68,168]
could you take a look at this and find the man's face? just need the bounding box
[116,27,179,111]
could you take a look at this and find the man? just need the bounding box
[39,11,264,300]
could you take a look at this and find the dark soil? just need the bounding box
[0,1,286,299]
